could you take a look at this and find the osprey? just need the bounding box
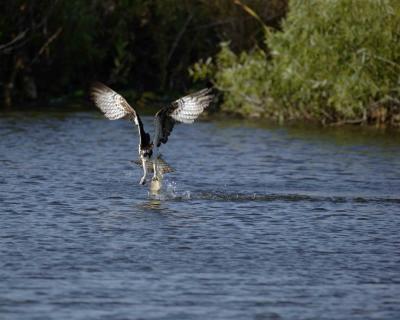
[90,82,213,187]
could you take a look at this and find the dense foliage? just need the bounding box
[0,0,286,108]
[193,0,400,126]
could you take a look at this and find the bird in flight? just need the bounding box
[90,82,213,187]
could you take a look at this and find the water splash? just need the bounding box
[165,180,177,196]
[147,180,192,200]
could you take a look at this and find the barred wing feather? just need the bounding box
[90,82,137,122]
[154,88,213,147]
[170,88,214,124]
[90,82,151,148]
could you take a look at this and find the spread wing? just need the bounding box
[153,88,213,147]
[90,82,151,149]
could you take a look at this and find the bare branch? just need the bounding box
[166,12,194,68]
[0,30,29,54]
[31,27,63,64]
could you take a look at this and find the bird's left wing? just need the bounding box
[153,88,213,147]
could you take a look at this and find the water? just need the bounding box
[1,111,400,320]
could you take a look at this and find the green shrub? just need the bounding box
[193,0,400,125]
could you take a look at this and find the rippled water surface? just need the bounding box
[1,111,400,320]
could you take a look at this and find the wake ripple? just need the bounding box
[149,183,400,204]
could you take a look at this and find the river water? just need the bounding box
[1,111,399,319]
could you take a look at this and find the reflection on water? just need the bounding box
[215,117,400,147]
[1,111,400,320]
[139,199,164,210]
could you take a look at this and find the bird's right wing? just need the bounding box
[90,82,151,148]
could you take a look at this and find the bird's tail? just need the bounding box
[132,155,174,174]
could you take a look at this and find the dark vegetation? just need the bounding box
[0,0,286,108]
[1,0,399,127]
